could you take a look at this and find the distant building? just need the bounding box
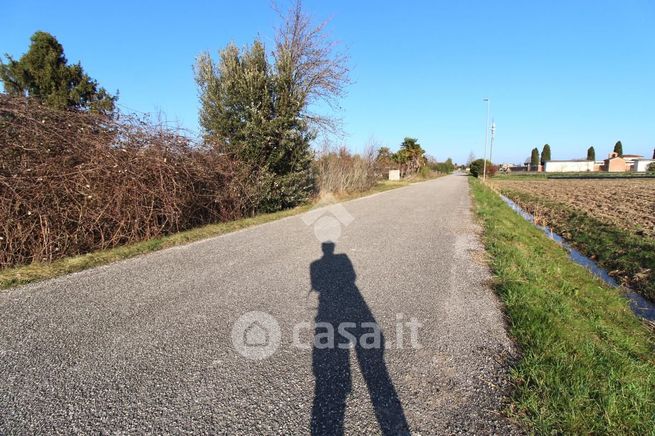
[633,159,655,172]
[541,151,649,173]
[544,160,594,173]
[622,154,645,171]
[604,152,627,172]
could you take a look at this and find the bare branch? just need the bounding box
[274,0,350,134]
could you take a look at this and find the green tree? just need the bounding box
[470,159,494,178]
[195,1,349,210]
[195,40,313,210]
[196,41,278,167]
[587,146,596,161]
[376,147,393,161]
[0,31,116,114]
[540,144,551,165]
[444,157,454,173]
[374,146,395,174]
[394,137,425,175]
[433,157,455,174]
[613,141,623,157]
[530,147,540,169]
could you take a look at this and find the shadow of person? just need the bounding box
[310,242,409,435]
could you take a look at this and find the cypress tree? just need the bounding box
[540,144,551,165]
[613,141,623,157]
[530,147,540,169]
[587,146,596,161]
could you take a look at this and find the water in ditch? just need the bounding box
[499,195,655,322]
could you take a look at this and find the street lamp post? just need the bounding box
[482,98,490,181]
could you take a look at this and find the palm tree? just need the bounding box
[395,137,425,176]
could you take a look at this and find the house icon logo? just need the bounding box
[243,321,269,347]
[301,195,355,242]
[231,311,281,360]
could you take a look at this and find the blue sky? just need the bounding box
[3,0,654,163]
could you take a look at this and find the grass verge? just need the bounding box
[0,179,416,290]
[470,177,655,434]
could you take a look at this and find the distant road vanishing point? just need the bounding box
[0,175,520,434]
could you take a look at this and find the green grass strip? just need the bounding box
[470,177,655,434]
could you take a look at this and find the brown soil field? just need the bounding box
[491,179,655,238]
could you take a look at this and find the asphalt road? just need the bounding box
[0,174,519,434]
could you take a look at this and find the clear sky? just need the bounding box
[3,0,654,164]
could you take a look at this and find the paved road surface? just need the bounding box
[1,175,519,434]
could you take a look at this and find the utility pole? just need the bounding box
[490,119,496,167]
[482,98,490,181]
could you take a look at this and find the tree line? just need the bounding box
[526,140,653,168]
[1,2,449,208]
[0,2,453,267]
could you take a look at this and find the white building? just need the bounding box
[544,160,595,173]
[622,154,644,171]
[633,159,655,172]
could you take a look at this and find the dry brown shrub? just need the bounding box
[0,95,261,267]
[314,145,378,194]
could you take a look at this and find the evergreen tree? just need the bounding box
[195,40,313,210]
[196,41,279,167]
[587,146,596,161]
[530,147,540,169]
[469,159,494,178]
[375,147,394,172]
[613,141,623,157]
[393,137,426,175]
[540,144,551,165]
[195,1,349,211]
[376,147,392,161]
[0,31,116,114]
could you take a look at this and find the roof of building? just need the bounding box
[545,159,592,163]
[622,154,644,158]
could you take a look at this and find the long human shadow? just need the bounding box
[309,242,409,435]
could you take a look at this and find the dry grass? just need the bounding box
[314,146,378,194]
